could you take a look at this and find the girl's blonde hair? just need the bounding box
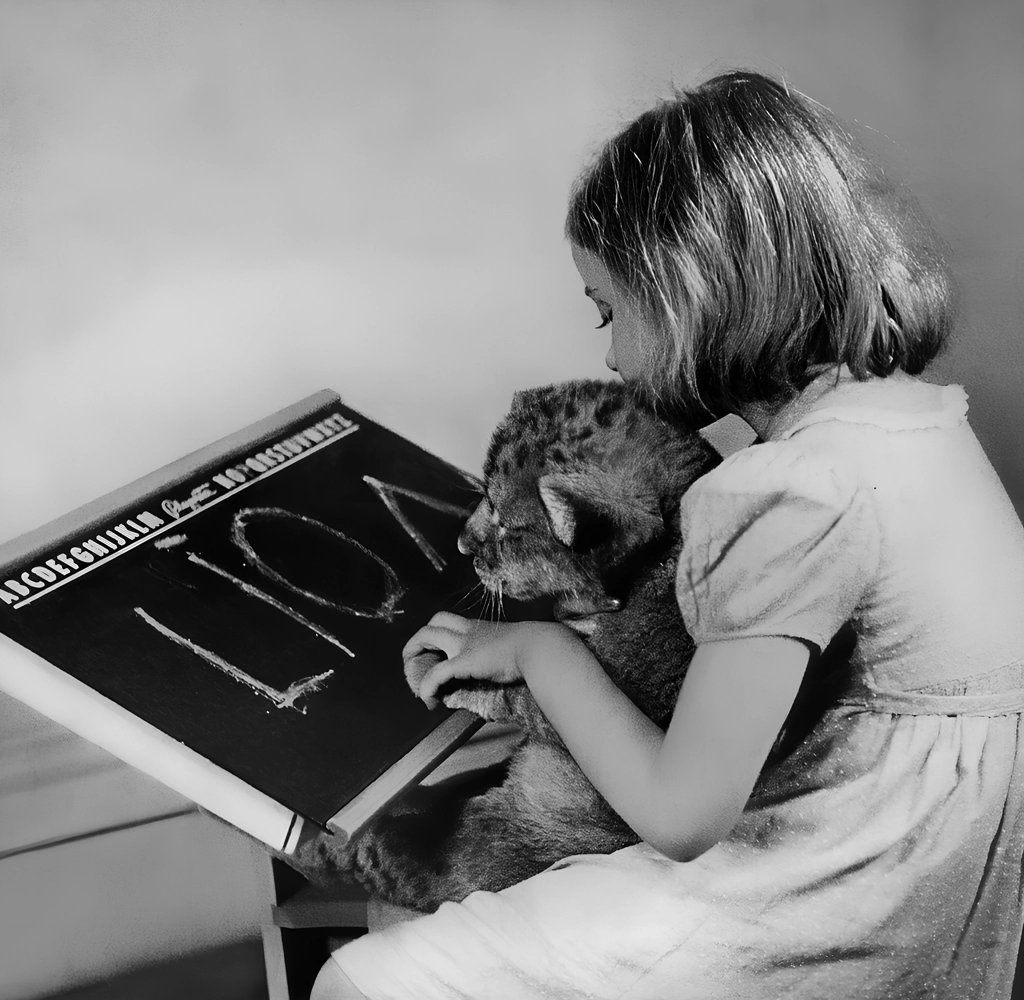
[565,70,955,419]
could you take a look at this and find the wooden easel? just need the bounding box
[261,859,370,1000]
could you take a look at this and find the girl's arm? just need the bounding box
[407,616,809,862]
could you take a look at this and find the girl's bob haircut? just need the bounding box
[566,70,955,419]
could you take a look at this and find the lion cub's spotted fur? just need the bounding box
[448,379,719,734]
[295,380,719,912]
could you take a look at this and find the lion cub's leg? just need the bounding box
[442,682,562,741]
[350,739,638,913]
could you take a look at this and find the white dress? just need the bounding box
[332,370,1024,999]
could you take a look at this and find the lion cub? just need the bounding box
[304,380,718,912]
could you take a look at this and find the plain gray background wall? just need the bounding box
[0,0,1021,546]
[0,0,1021,995]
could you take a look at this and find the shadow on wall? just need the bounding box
[44,940,269,1000]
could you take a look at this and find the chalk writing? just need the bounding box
[362,476,474,573]
[185,551,355,657]
[134,607,334,713]
[232,507,405,622]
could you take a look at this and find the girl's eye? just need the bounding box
[595,306,613,329]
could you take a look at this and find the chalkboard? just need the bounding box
[0,391,492,849]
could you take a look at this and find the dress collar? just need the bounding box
[739,366,852,441]
[739,367,968,442]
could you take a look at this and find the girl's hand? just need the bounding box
[402,612,554,709]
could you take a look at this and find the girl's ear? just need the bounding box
[537,471,664,552]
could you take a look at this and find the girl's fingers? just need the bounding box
[418,653,484,709]
[401,615,520,706]
[402,620,473,700]
[427,611,472,632]
[403,649,446,694]
[401,624,465,665]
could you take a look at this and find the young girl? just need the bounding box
[314,71,1024,999]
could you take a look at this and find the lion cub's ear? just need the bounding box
[537,471,664,553]
[537,477,579,547]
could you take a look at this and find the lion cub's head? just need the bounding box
[458,380,718,619]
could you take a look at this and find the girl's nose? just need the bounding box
[605,343,618,372]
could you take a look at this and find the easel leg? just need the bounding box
[257,852,292,1000]
[262,921,291,1000]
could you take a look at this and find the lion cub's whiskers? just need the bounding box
[452,580,487,616]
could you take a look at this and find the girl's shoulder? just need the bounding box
[772,371,969,441]
[680,370,968,543]
[676,437,880,650]
[686,434,858,512]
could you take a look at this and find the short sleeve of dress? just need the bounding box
[676,442,880,650]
